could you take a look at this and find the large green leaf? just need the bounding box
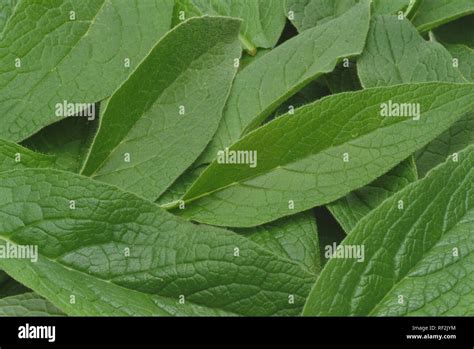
[412,0,474,33]
[0,0,174,142]
[285,0,410,32]
[0,169,315,316]
[355,15,473,179]
[174,0,286,54]
[198,0,371,164]
[328,14,463,232]
[173,82,474,227]
[80,17,241,201]
[303,144,474,316]
[357,14,473,180]
[0,293,64,316]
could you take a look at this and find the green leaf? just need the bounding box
[412,18,474,178]
[80,17,241,201]
[443,44,474,82]
[0,138,64,302]
[286,0,410,32]
[0,0,18,32]
[358,16,465,88]
[198,0,371,164]
[303,144,474,316]
[0,0,174,142]
[434,15,474,82]
[328,14,461,232]
[174,0,286,54]
[173,82,474,227]
[0,138,56,172]
[412,0,474,33]
[0,293,64,316]
[357,15,473,179]
[372,0,414,16]
[235,211,320,274]
[0,169,315,316]
[328,158,417,233]
[156,164,206,205]
[22,113,99,173]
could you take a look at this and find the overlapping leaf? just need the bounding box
[286,0,411,32]
[303,144,474,316]
[174,82,474,227]
[81,17,241,201]
[412,0,474,33]
[0,169,315,316]
[174,0,286,54]
[0,293,63,316]
[0,0,174,141]
[198,0,371,164]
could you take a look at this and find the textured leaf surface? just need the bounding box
[443,44,474,82]
[412,0,474,33]
[415,112,474,177]
[0,0,174,142]
[0,293,63,316]
[0,138,56,172]
[236,211,320,274]
[0,0,18,31]
[357,15,473,179]
[0,169,314,316]
[175,0,286,53]
[329,14,459,232]
[156,165,206,205]
[413,17,474,177]
[358,16,465,88]
[303,144,474,316]
[174,82,474,227]
[81,17,241,201]
[198,0,371,164]
[328,158,417,233]
[286,0,410,32]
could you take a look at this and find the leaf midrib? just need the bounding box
[183,84,463,205]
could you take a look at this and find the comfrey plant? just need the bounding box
[0,0,473,318]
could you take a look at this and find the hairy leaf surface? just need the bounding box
[0,0,174,141]
[81,17,241,201]
[198,0,371,164]
[303,144,474,316]
[174,82,474,227]
[0,169,315,316]
[174,0,286,54]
